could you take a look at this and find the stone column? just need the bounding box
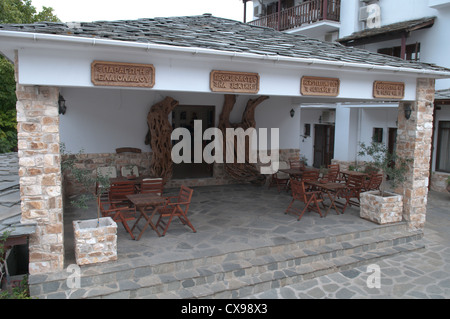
[15,55,64,274]
[396,78,435,230]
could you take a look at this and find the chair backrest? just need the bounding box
[289,159,303,169]
[290,179,308,202]
[141,178,163,195]
[302,170,319,182]
[121,165,139,177]
[109,181,135,201]
[326,166,339,182]
[367,173,383,190]
[346,175,364,190]
[178,185,194,204]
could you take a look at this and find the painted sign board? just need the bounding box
[91,61,155,88]
[210,70,259,94]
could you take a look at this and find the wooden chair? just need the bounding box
[140,178,164,195]
[268,161,290,192]
[285,179,323,221]
[289,158,304,170]
[364,173,383,192]
[341,175,365,212]
[155,185,196,236]
[98,196,137,240]
[109,181,135,208]
[320,165,339,183]
[95,166,117,199]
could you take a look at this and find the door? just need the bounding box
[313,124,335,168]
[172,105,215,179]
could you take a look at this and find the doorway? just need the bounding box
[313,124,335,168]
[172,105,215,179]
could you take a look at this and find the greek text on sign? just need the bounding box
[91,61,155,88]
[210,70,259,93]
[301,76,340,96]
[373,81,405,99]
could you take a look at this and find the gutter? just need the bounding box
[1,30,450,78]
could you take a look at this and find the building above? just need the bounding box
[247,0,340,39]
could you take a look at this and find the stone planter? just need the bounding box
[360,190,403,225]
[73,217,117,266]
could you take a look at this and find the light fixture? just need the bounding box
[58,94,67,115]
[404,103,412,120]
[290,108,295,118]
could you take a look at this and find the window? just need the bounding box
[378,43,420,61]
[436,121,450,173]
[372,128,383,143]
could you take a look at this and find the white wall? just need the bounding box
[59,87,299,154]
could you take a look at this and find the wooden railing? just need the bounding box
[248,0,340,31]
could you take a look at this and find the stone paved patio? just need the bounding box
[63,183,384,269]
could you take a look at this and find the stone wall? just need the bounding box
[62,148,301,196]
[396,78,435,230]
[16,82,64,274]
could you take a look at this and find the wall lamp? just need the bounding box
[58,94,67,115]
[290,108,295,118]
[404,103,412,120]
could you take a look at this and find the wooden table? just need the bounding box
[279,167,319,178]
[127,193,167,240]
[307,181,347,216]
[340,170,368,180]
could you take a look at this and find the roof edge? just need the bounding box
[1,30,450,79]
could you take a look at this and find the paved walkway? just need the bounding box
[247,190,450,299]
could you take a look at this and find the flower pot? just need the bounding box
[360,190,403,225]
[73,217,117,266]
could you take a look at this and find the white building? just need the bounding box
[247,0,450,192]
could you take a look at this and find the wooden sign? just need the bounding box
[301,76,340,96]
[373,81,405,99]
[91,61,155,88]
[210,70,259,93]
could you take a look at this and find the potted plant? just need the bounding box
[357,140,411,224]
[61,144,117,266]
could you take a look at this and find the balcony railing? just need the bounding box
[248,0,340,32]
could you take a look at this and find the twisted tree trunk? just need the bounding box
[146,96,179,180]
[218,94,269,185]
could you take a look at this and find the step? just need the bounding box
[29,223,424,299]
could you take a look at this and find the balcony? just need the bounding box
[248,0,340,33]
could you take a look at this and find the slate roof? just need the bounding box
[0,14,449,74]
[435,89,450,101]
[337,17,436,45]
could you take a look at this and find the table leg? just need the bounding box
[132,206,161,240]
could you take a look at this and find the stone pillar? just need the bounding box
[396,78,435,230]
[15,56,64,274]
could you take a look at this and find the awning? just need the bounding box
[337,17,436,46]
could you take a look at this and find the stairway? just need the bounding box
[29,222,424,299]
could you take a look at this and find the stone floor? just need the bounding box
[63,183,381,268]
